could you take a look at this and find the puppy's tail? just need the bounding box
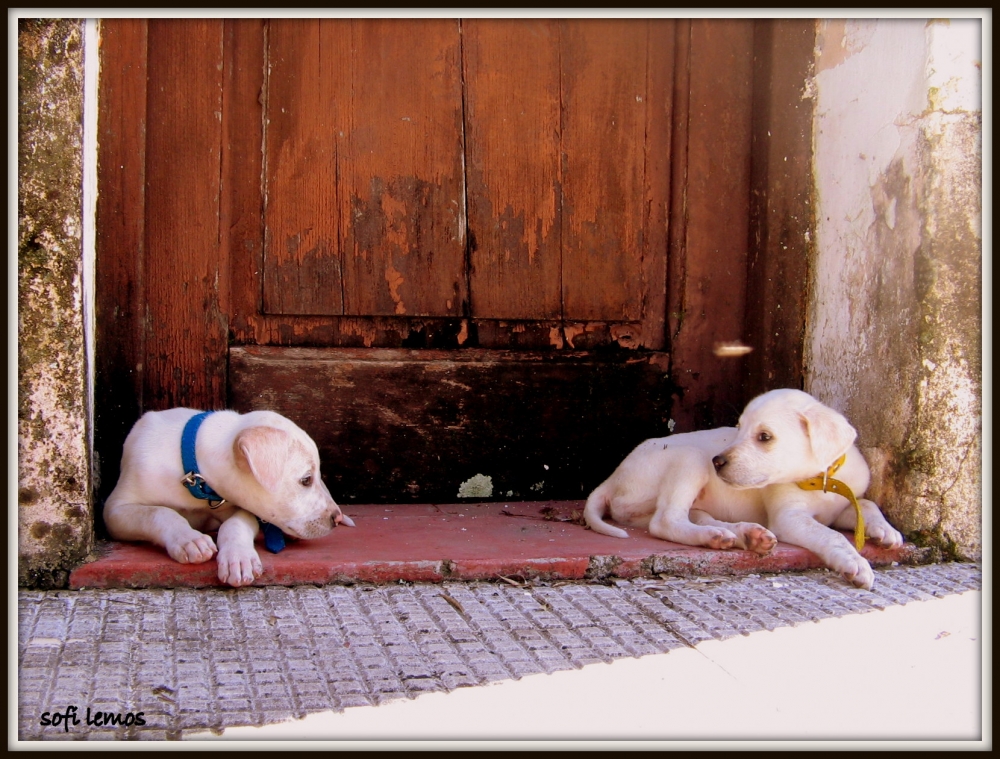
[584,485,629,538]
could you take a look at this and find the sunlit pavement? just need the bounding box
[193,588,985,747]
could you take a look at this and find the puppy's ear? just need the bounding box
[233,426,291,492]
[798,403,857,469]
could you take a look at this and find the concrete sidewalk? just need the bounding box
[15,561,984,745]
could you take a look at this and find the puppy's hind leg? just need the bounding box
[690,509,777,555]
[644,451,738,550]
[646,473,739,550]
[648,497,738,549]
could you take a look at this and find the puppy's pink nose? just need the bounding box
[712,455,727,472]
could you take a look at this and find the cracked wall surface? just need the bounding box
[17,18,94,587]
[807,18,982,559]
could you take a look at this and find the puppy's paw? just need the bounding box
[741,524,778,555]
[217,546,263,588]
[868,523,904,549]
[705,528,738,551]
[832,552,875,590]
[859,500,904,548]
[166,532,217,565]
[868,525,904,549]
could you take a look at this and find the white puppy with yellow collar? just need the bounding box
[584,389,903,589]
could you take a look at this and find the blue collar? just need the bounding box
[180,411,286,553]
[259,520,287,553]
[181,412,227,506]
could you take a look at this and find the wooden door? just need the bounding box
[95,18,794,505]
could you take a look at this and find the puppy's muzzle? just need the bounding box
[319,505,345,532]
[296,510,341,539]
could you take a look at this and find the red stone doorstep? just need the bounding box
[69,501,923,589]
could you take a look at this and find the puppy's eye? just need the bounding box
[300,474,313,487]
[757,431,772,443]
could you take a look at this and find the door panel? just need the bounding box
[463,20,563,320]
[262,19,345,316]
[260,18,671,331]
[559,20,651,322]
[263,19,467,318]
[463,19,672,328]
[229,347,673,504]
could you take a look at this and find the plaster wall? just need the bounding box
[17,18,94,587]
[807,18,982,558]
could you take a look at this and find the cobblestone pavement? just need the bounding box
[16,562,982,741]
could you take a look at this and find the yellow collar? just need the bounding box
[796,453,866,551]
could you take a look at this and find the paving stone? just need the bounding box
[15,562,982,740]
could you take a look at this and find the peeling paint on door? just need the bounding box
[385,263,406,315]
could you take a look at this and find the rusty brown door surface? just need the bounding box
[96,18,800,505]
[240,19,673,345]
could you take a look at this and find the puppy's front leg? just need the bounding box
[770,508,875,590]
[104,502,217,564]
[216,509,263,588]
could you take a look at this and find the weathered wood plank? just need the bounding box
[743,19,812,398]
[143,19,227,410]
[262,19,345,316]
[234,315,649,351]
[666,20,691,352]
[340,19,467,318]
[463,19,562,320]
[94,18,148,492]
[560,19,649,322]
[224,19,266,342]
[229,347,673,504]
[668,19,755,430]
[638,19,675,351]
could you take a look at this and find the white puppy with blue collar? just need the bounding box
[103,408,353,587]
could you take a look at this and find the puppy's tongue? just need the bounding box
[339,514,356,528]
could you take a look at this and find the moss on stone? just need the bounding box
[17,18,92,588]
